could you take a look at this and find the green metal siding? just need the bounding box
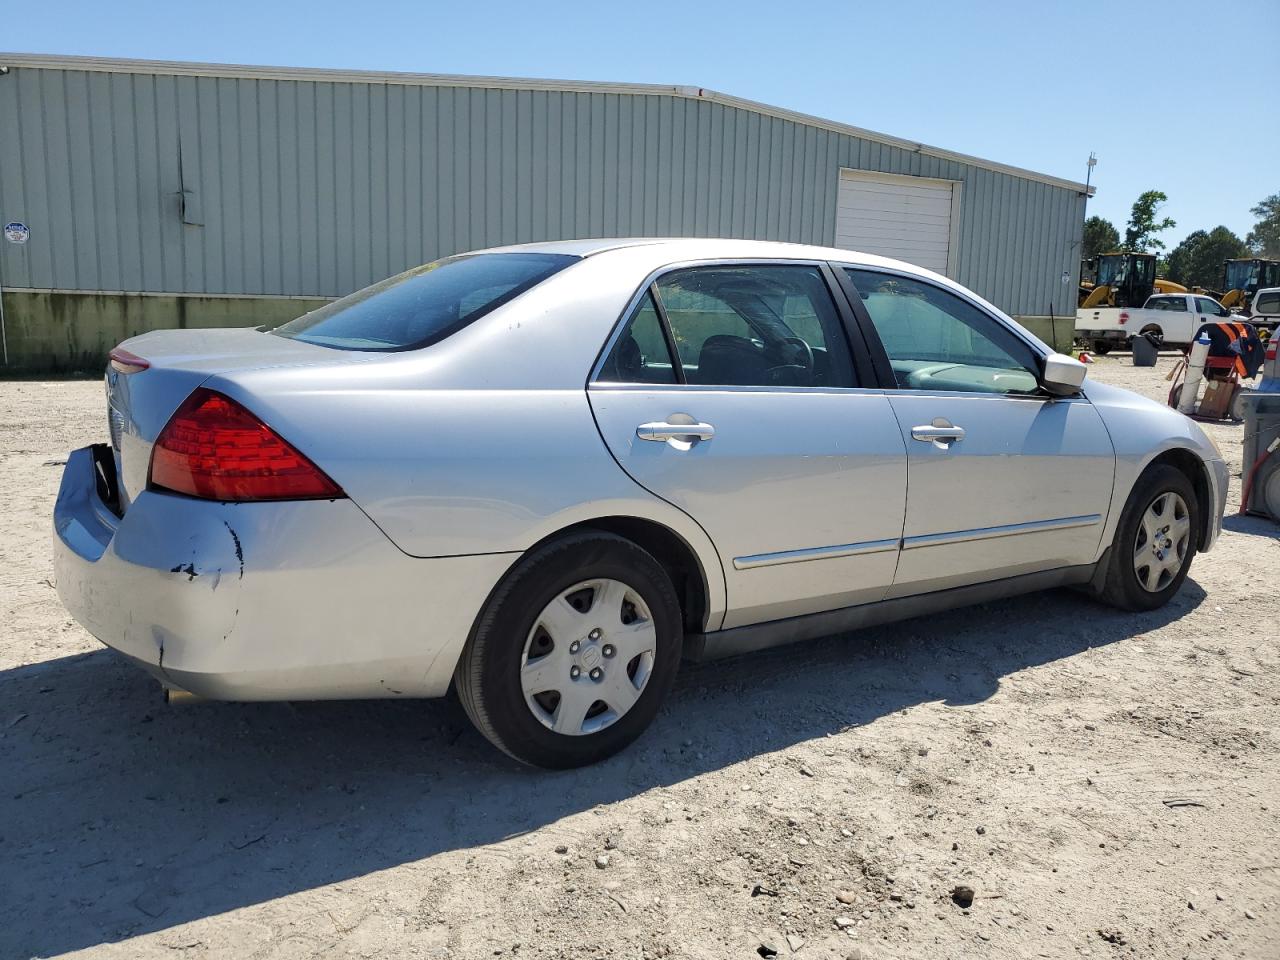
[0,64,1086,318]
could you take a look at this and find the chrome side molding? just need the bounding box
[902,514,1102,550]
[733,538,899,570]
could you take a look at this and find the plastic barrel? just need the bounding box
[1132,334,1158,367]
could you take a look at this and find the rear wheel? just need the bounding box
[1091,340,1113,356]
[1096,464,1199,611]
[456,531,683,768]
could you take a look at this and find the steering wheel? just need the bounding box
[765,336,815,385]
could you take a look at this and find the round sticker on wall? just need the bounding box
[4,221,30,244]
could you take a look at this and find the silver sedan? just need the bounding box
[54,239,1228,767]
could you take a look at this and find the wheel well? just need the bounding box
[1138,324,1163,337]
[1146,449,1211,550]
[530,518,711,634]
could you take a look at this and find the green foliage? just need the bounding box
[1247,193,1280,258]
[1082,216,1120,260]
[1165,226,1248,290]
[1124,190,1176,253]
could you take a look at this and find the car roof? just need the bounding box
[475,236,939,277]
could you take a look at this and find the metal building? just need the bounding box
[0,53,1092,371]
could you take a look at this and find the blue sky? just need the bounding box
[5,0,1277,250]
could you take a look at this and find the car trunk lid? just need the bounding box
[104,327,370,511]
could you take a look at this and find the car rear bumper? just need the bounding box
[53,445,517,701]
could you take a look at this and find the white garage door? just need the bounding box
[834,169,958,276]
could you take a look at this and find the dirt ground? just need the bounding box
[1,353,1277,960]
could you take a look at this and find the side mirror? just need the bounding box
[1041,352,1087,396]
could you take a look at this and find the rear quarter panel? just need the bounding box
[204,251,730,628]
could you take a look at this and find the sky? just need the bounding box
[4,0,1277,251]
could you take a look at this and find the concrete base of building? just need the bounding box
[0,290,331,374]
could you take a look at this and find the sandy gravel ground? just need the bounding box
[1,355,1277,960]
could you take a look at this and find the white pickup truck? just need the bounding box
[1076,293,1232,354]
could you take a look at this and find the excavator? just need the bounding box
[1079,252,1187,309]
[1221,258,1280,312]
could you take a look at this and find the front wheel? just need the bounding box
[1096,464,1199,611]
[455,531,683,768]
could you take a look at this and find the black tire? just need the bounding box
[455,530,683,768]
[1096,464,1199,612]
[1091,340,1113,356]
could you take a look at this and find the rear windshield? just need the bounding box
[273,252,578,351]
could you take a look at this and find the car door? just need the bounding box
[1148,295,1192,344]
[838,266,1116,598]
[587,261,907,629]
[1196,296,1230,332]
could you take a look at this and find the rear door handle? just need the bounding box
[911,423,965,444]
[636,421,715,442]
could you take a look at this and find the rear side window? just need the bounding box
[274,253,577,351]
[598,292,677,384]
[658,266,854,388]
[1149,297,1186,312]
[598,264,857,388]
[1256,291,1280,315]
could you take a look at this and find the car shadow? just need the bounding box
[1221,511,1279,539]
[0,580,1205,957]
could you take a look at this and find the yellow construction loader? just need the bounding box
[1079,253,1187,309]
[1221,258,1280,312]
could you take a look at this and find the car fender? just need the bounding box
[1082,379,1224,553]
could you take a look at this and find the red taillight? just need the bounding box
[149,388,343,501]
[1118,311,1130,325]
[109,346,150,374]
[1267,341,1278,361]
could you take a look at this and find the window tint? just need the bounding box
[274,253,577,350]
[1255,291,1280,315]
[1150,297,1186,312]
[1196,297,1228,317]
[653,265,855,387]
[845,268,1041,395]
[598,292,677,384]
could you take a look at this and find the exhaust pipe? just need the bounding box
[164,687,207,705]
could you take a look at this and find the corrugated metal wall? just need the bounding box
[0,65,1086,317]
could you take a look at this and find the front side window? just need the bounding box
[274,253,578,351]
[1196,297,1228,317]
[844,268,1040,395]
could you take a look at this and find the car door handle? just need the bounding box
[636,421,715,442]
[911,423,965,444]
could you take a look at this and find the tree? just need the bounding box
[1165,230,1206,285]
[1082,216,1119,259]
[1166,227,1249,290]
[1246,193,1280,258]
[1124,190,1176,252]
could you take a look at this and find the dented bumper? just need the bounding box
[53,446,518,701]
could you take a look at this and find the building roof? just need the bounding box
[0,52,1094,195]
